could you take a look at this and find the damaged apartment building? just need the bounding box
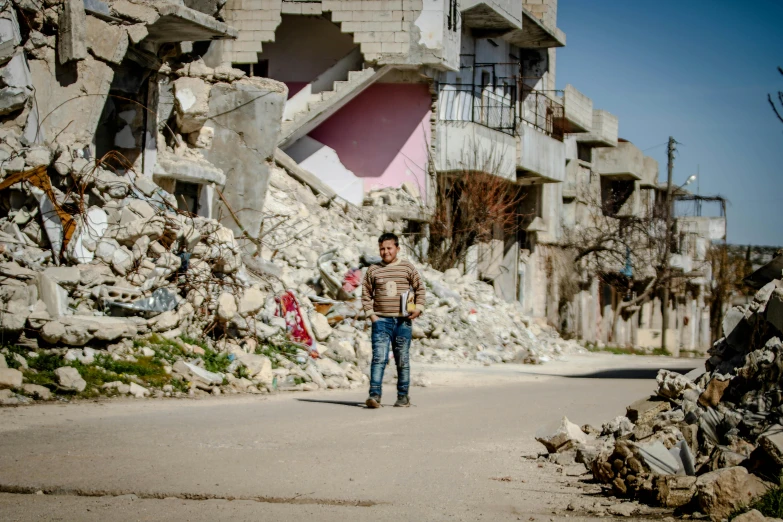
[213,0,725,352]
[0,0,724,354]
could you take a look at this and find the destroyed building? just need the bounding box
[212,0,726,353]
[0,0,588,402]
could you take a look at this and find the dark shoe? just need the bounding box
[394,395,410,407]
[366,395,381,409]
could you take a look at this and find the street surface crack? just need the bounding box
[0,483,379,507]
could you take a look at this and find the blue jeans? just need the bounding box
[369,317,412,398]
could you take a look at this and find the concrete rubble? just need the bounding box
[0,0,583,405]
[535,279,783,520]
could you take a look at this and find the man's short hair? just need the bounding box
[378,232,399,246]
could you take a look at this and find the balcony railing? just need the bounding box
[437,83,517,135]
[519,85,565,141]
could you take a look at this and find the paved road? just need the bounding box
[0,354,701,521]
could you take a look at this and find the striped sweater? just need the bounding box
[361,258,426,317]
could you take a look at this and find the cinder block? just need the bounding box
[362,42,383,53]
[391,10,403,20]
[281,2,301,13]
[394,31,409,43]
[341,21,360,32]
[331,10,352,21]
[378,31,395,42]
[381,41,404,53]
[301,3,322,14]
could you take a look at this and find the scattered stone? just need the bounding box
[54,366,87,392]
[0,368,23,389]
[22,383,51,400]
[695,467,769,521]
[536,416,588,453]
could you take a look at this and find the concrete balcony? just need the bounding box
[594,141,644,180]
[516,125,566,184]
[504,7,566,48]
[434,120,517,181]
[576,110,618,148]
[461,0,522,33]
[640,156,659,188]
[556,84,592,133]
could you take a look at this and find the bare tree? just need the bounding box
[424,144,528,272]
[769,66,783,125]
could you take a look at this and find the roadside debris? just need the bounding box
[535,279,783,520]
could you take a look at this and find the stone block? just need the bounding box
[655,475,697,508]
[54,366,87,392]
[696,467,769,521]
[85,16,128,64]
[0,368,22,389]
[698,378,731,408]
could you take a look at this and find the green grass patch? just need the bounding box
[94,354,171,388]
[201,347,231,374]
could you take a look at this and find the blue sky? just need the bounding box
[556,0,783,246]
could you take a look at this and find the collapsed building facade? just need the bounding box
[0,0,589,402]
[211,0,725,352]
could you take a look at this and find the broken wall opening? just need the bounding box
[601,178,634,217]
[256,14,359,97]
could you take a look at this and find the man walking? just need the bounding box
[361,233,425,408]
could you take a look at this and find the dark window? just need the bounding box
[577,143,592,163]
[232,60,269,78]
[175,181,200,215]
[256,58,269,77]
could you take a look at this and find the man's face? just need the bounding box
[379,240,399,264]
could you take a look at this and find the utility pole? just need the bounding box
[661,136,676,354]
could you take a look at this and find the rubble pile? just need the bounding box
[535,279,783,520]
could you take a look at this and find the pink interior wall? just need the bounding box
[285,82,307,98]
[308,83,431,199]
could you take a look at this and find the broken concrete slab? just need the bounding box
[0,51,32,90]
[85,16,129,65]
[36,272,69,318]
[58,0,88,64]
[0,4,21,64]
[173,76,210,134]
[29,51,114,144]
[626,396,671,425]
[635,440,680,475]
